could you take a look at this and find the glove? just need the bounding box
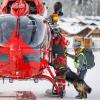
[64,52,68,57]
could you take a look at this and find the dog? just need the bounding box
[49,60,92,99]
[65,68,92,99]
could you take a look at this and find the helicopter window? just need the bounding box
[19,16,36,44]
[19,16,46,48]
[26,1,37,14]
[24,53,41,62]
[7,1,15,13]
[0,15,46,48]
[0,54,8,62]
[0,15,17,44]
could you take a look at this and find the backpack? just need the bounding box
[83,48,95,69]
[52,37,66,57]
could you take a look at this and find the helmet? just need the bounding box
[54,2,62,13]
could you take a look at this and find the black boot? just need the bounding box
[76,93,83,99]
[52,90,58,95]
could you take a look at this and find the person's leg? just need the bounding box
[78,69,87,98]
[79,69,87,80]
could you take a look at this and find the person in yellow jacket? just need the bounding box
[66,41,88,99]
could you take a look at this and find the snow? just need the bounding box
[58,20,87,34]
[0,52,100,100]
[58,16,100,34]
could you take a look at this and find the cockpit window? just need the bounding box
[0,15,17,43]
[0,15,46,48]
[19,16,46,47]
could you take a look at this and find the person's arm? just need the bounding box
[65,52,75,59]
[61,36,70,47]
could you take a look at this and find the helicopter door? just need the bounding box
[0,15,16,44]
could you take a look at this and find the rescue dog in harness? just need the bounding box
[50,59,92,99]
[65,68,92,99]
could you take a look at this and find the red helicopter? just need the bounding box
[0,0,67,98]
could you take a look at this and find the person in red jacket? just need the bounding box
[50,28,69,59]
[48,27,69,95]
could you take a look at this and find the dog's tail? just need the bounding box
[65,68,92,94]
[81,80,92,94]
[86,83,92,94]
[79,80,92,94]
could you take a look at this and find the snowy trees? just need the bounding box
[0,0,100,16]
[42,0,100,17]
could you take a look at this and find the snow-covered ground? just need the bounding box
[0,52,100,100]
